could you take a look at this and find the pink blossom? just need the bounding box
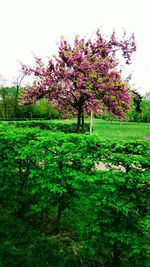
[20,29,136,123]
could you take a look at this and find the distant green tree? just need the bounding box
[13,74,26,118]
[141,92,150,122]
[132,90,142,112]
[126,90,143,121]
[0,87,17,119]
[0,86,61,120]
[30,99,61,119]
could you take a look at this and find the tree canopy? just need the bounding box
[20,30,136,132]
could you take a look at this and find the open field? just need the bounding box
[32,118,150,140]
[1,119,150,140]
[92,119,150,140]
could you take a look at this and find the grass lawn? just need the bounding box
[35,118,150,140]
[91,119,150,140]
[1,118,150,141]
[52,118,150,140]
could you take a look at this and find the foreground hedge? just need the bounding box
[5,120,90,133]
[0,126,150,266]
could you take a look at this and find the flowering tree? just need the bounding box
[20,30,136,132]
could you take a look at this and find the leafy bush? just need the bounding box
[0,126,150,266]
[6,121,90,133]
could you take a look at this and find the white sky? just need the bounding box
[0,0,150,95]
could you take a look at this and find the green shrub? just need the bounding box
[0,127,150,266]
[5,121,90,133]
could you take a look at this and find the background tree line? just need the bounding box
[0,86,61,120]
[0,85,149,121]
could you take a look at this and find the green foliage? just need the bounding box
[126,99,140,121]
[0,216,63,267]
[127,91,150,123]
[6,120,90,133]
[2,118,150,139]
[141,99,150,122]
[79,170,150,266]
[0,87,17,119]
[0,87,61,120]
[0,125,150,266]
[17,99,61,119]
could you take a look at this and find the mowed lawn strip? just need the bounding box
[92,119,150,140]
[1,119,150,140]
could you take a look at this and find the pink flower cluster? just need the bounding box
[20,30,136,119]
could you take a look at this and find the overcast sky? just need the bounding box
[0,0,150,95]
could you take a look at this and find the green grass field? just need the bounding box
[44,118,150,140]
[92,119,150,140]
[1,119,150,141]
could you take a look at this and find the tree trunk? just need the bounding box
[16,158,29,219]
[3,93,7,119]
[113,242,120,267]
[55,196,64,233]
[14,74,25,118]
[81,111,84,132]
[76,109,82,133]
[90,111,93,134]
[13,85,19,119]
